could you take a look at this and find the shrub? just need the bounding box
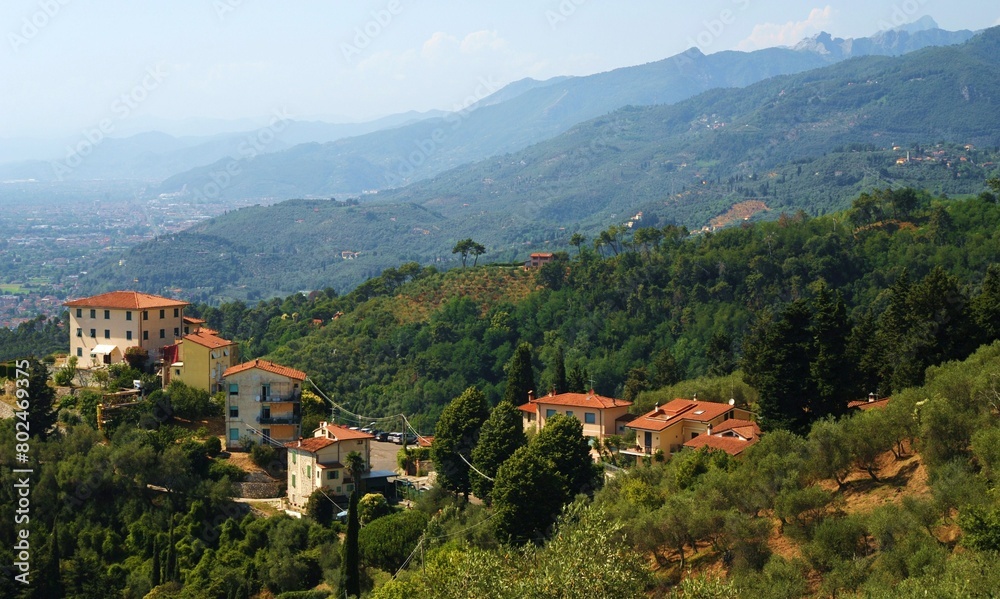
[203,436,222,458]
[208,460,247,482]
[358,509,429,572]
[250,443,278,469]
[358,493,392,526]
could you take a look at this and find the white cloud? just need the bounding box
[738,6,836,51]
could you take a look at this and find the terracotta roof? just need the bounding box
[711,419,760,440]
[683,434,757,456]
[417,435,434,448]
[627,399,734,432]
[848,396,892,410]
[183,316,206,324]
[531,252,555,258]
[224,359,306,380]
[316,461,345,470]
[318,424,375,441]
[518,403,537,414]
[182,331,234,349]
[286,436,336,452]
[529,391,631,410]
[65,291,189,310]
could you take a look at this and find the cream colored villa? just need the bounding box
[518,389,633,442]
[64,291,188,368]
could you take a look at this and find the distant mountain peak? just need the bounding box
[893,15,939,33]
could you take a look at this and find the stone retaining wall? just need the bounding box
[232,481,285,499]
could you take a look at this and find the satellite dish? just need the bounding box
[728,398,736,406]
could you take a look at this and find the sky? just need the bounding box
[2,0,998,139]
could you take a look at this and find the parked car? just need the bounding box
[374,431,390,442]
[392,432,418,445]
[360,423,377,434]
[387,432,402,444]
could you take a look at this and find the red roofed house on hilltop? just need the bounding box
[64,290,189,368]
[519,389,633,443]
[624,398,753,457]
[286,421,374,508]
[525,252,555,269]
[223,359,306,450]
[848,392,892,411]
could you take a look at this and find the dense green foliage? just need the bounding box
[0,315,66,363]
[470,400,526,504]
[432,386,489,498]
[358,509,429,572]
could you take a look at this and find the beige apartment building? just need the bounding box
[223,359,305,450]
[64,291,188,368]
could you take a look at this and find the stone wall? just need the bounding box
[232,481,285,499]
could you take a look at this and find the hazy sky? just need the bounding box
[3,0,998,138]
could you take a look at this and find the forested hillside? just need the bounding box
[181,182,1000,433]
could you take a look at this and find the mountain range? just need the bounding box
[77,26,1000,302]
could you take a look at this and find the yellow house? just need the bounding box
[64,291,188,368]
[223,359,305,450]
[166,330,239,393]
[624,398,753,457]
[518,390,633,442]
[286,422,374,508]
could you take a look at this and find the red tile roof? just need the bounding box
[182,331,234,349]
[529,391,631,410]
[683,434,757,456]
[319,424,375,441]
[224,359,306,380]
[627,399,734,432]
[518,403,537,414]
[286,436,336,452]
[65,291,189,310]
[711,419,761,440]
[315,461,345,470]
[417,435,434,448]
[847,396,892,411]
[183,316,206,324]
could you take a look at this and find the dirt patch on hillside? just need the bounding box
[709,201,770,229]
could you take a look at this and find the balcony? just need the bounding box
[255,390,302,403]
[257,414,301,425]
[620,445,654,457]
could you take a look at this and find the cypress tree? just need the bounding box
[340,490,361,598]
[502,342,535,405]
[26,357,57,441]
[432,386,489,499]
[810,283,852,419]
[552,345,568,394]
[166,516,176,583]
[151,536,160,587]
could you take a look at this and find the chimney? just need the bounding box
[549,388,555,397]
[707,424,713,435]
[868,392,876,403]
[527,390,535,402]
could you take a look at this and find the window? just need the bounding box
[546,409,556,418]
[126,311,132,321]
[173,327,179,338]
[159,329,165,339]
[184,326,189,335]
[104,309,110,319]
[89,328,96,338]
[229,384,239,395]
[174,369,180,376]
[174,308,179,317]
[327,471,337,480]
[292,452,296,464]
[566,410,574,417]
[104,330,110,339]
[126,331,132,341]
[691,432,699,440]
[306,465,311,478]
[75,308,82,318]
[223,348,229,356]
[143,331,148,341]
[291,474,296,488]
[76,328,82,337]
[159,309,165,319]
[229,428,239,441]
[143,311,148,320]
[211,351,217,360]
[76,347,82,357]
[89,309,96,318]
[585,412,596,424]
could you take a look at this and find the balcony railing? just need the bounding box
[255,390,302,403]
[257,414,301,425]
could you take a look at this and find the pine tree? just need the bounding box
[651,348,683,387]
[26,357,57,441]
[809,283,852,419]
[972,265,1000,345]
[432,387,489,498]
[532,414,600,498]
[37,521,63,598]
[166,516,176,583]
[502,342,536,405]
[492,445,566,545]
[340,490,361,598]
[470,400,527,504]
[567,365,588,393]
